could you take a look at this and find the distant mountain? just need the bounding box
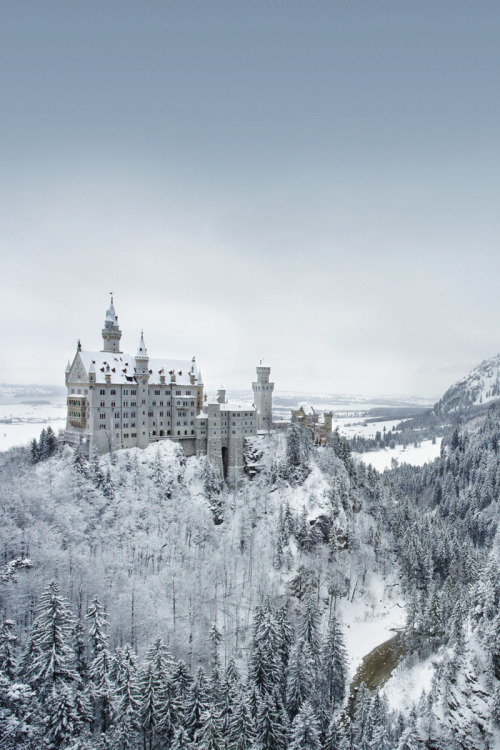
[433,354,500,420]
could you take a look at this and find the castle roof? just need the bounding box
[221,402,256,413]
[74,350,201,386]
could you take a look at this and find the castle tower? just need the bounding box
[101,294,122,353]
[134,330,149,376]
[217,384,226,404]
[134,331,150,448]
[252,360,274,431]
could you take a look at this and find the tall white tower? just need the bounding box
[252,361,274,431]
[134,331,150,449]
[101,295,122,353]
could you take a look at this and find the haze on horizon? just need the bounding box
[1,2,499,399]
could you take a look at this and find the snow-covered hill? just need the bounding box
[434,354,500,418]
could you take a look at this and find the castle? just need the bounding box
[64,297,274,484]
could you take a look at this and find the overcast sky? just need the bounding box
[1,2,499,398]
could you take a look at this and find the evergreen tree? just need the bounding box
[29,437,40,464]
[195,704,224,750]
[321,614,347,709]
[286,417,302,471]
[289,700,321,750]
[44,684,83,749]
[256,690,288,750]
[110,644,140,749]
[227,693,256,750]
[208,622,223,704]
[0,619,18,681]
[323,715,342,750]
[86,597,113,733]
[298,594,322,658]
[351,682,371,750]
[185,666,210,740]
[172,659,193,700]
[286,639,316,718]
[26,581,76,696]
[73,620,88,683]
[249,603,282,696]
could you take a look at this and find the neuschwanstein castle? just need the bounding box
[65,297,274,484]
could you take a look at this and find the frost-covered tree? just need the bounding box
[185,666,210,740]
[86,597,113,733]
[25,581,76,696]
[288,700,321,750]
[321,613,347,709]
[256,689,288,750]
[195,704,224,750]
[0,619,18,681]
[227,693,255,750]
[286,639,316,718]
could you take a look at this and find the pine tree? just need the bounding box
[195,704,224,750]
[249,603,282,696]
[44,684,82,749]
[0,619,18,681]
[321,614,347,709]
[208,623,223,704]
[172,659,193,700]
[27,581,76,696]
[286,639,316,718]
[323,715,343,750]
[351,682,372,750]
[86,597,113,733]
[286,417,302,471]
[185,666,210,740]
[110,644,140,749]
[227,693,256,750]
[45,426,57,457]
[298,594,322,658]
[171,725,191,749]
[289,700,321,750]
[73,620,88,683]
[29,437,40,464]
[256,690,288,750]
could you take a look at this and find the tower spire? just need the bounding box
[101,294,122,353]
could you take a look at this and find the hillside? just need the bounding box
[2,402,500,748]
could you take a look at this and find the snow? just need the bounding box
[382,652,442,712]
[337,573,406,676]
[0,402,66,451]
[354,439,442,472]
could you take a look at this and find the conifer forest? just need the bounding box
[2,402,500,749]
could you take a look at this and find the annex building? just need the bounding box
[64,297,274,484]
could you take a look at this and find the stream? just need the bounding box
[347,630,405,719]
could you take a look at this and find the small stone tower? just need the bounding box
[134,331,150,449]
[252,361,274,431]
[101,295,122,353]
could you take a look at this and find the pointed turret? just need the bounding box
[101,294,122,353]
[134,330,150,376]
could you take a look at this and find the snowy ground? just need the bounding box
[0,402,67,451]
[382,651,442,712]
[337,574,406,677]
[354,439,442,472]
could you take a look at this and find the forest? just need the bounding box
[2,409,500,748]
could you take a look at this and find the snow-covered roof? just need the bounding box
[72,351,201,386]
[105,298,119,324]
[220,402,256,413]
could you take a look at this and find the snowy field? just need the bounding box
[0,402,67,452]
[338,574,406,676]
[354,439,442,472]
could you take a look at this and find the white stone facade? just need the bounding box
[65,298,273,484]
